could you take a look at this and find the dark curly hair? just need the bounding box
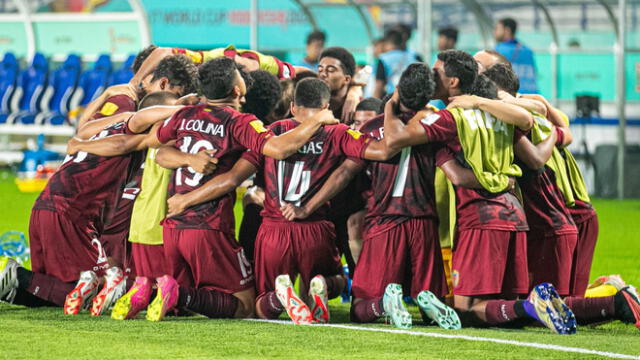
[294,78,330,109]
[470,74,498,100]
[151,54,199,95]
[319,47,356,76]
[198,57,239,100]
[132,45,157,74]
[242,70,281,119]
[268,79,295,123]
[437,50,478,95]
[483,63,519,96]
[398,63,435,111]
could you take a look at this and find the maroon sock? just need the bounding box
[24,272,75,307]
[484,300,524,325]
[257,291,284,319]
[177,287,238,318]
[325,276,344,299]
[350,298,384,323]
[564,296,615,324]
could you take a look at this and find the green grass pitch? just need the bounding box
[0,171,639,359]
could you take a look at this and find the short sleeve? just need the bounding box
[333,125,371,160]
[435,145,456,167]
[240,149,264,170]
[156,110,182,144]
[418,109,457,143]
[91,94,136,120]
[231,113,275,153]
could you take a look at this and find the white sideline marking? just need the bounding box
[246,319,640,359]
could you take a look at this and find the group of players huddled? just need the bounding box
[0,43,639,334]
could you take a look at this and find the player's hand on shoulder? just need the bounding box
[313,109,340,126]
[280,203,309,221]
[105,83,138,102]
[188,149,218,174]
[66,137,81,155]
[447,94,480,109]
[342,86,362,124]
[166,193,188,218]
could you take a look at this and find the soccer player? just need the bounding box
[318,46,364,123]
[352,97,382,131]
[162,77,399,325]
[282,64,461,330]
[382,50,577,333]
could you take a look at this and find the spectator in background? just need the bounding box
[494,17,538,93]
[352,97,381,131]
[364,38,389,98]
[437,26,458,51]
[297,30,326,71]
[374,26,422,99]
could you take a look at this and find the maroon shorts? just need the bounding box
[569,215,599,296]
[29,209,109,282]
[131,243,167,279]
[254,220,342,298]
[527,231,578,296]
[351,218,447,300]
[163,227,254,294]
[452,229,529,297]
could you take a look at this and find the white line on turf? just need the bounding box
[246,319,640,359]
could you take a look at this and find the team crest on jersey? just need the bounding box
[452,269,460,288]
[100,102,119,116]
[346,129,363,140]
[420,113,440,126]
[249,120,268,133]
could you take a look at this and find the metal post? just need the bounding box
[13,0,35,59]
[417,0,432,63]
[250,0,258,51]
[616,0,627,199]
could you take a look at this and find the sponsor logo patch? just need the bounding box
[420,113,440,126]
[346,129,363,140]
[99,102,119,116]
[452,269,460,288]
[249,120,268,133]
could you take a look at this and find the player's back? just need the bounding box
[159,104,266,232]
[256,119,367,222]
[34,121,136,227]
[359,114,438,236]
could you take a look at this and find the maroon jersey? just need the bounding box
[157,104,274,234]
[92,95,136,120]
[424,110,529,232]
[358,114,439,237]
[513,129,577,236]
[242,119,371,223]
[33,121,136,230]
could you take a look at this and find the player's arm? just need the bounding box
[439,159,484,189]
[166,158,257,217]
[342,85,363,123]
[77,84,138,129]
[261,109,339,160]
[281,159,364,221]
[499,91,547,117]
[127,105,184,134]
[130,47,175,86]
[155,145,218,174]
[382,93,430,150]
[520,93,573,146]
[76,112,134,140]
[514,128,557,170]
[361,137,401,161]
[447,95,534,131]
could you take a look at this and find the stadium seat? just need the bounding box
[109,54,135,85]
[0,53,20,124]
[7,53,49,125]
[36,54,82,125]
[68,54,112,123]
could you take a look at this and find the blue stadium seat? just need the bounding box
[37,54,81,125]
[8,53,49,125]
[109,54,135,85]
[0,53,20,124]
[68,54,112,121]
